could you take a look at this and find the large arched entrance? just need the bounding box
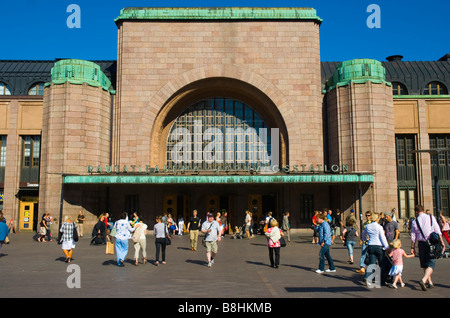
[149,77,290,228]
[149,77,289,169]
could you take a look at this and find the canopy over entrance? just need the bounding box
[63,173,374,185]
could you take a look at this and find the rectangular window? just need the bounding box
[395,135,417,185]
[22,136,41,167]
[0,136,6,167]
[429,135,450,166]
[20,135,41,184]
[396,135,415,167]
[398,188,416,219]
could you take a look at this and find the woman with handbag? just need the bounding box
[265,218,284,268]
[153,215,168,266]
[113,212,135,267]
[59,215,78,263]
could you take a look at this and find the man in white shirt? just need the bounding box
[411,204,445,291]
[201,213,222,267]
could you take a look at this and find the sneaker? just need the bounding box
[207,261,212,268]
[387,283,397,289]
[419,280,427,291]
[315,269,324,273]
[325,269,336,273]
[356,268,365,273]
[364,280,374,288]
[400,283,405,288]
[210,258,214,265]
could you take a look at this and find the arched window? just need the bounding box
[0,82,11,95]
[166,98,272,170]
[424,82,448,95]
[28,82,45,95]
[392,82,408,95]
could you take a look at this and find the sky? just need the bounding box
[0,0,448,62]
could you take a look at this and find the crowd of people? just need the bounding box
[1,204,449,292]
[311,205,447,290]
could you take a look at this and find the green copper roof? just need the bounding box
[326,59,391,91]
[114,7,322,23]
[63,174,373,185]
[46,59,113,92]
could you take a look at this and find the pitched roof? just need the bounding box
[321,55,450,95]
[1,57,449,96]
[0,60,116,95]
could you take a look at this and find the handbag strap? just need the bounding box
[416,214,431,241]
[204,222,213,239]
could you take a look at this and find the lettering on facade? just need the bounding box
[86,164,349,175]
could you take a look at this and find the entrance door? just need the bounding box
[163,194,191,225]
[248,194,262,221]
[19,201,35,231]
[163,194,178,219]
[206,195,220,214]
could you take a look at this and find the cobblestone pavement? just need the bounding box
[1,230,449,300]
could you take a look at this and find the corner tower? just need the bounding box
[326,59,398,213]
[39,59,114,221]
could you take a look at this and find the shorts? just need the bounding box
[205,241,218,254]
[418,241,436,270]
[335,227,341,236]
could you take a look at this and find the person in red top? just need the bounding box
[312,211,319,244]
[387,239,414,288]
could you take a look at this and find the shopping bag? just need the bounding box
[106,241,114,254]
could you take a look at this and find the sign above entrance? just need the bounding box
[86,163,351,175]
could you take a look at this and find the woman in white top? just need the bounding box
[132,218,148,265]
[59,215,78,263]
[113,212,135,267]
[361,212,389,285]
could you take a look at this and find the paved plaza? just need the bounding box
[1,229,450,300]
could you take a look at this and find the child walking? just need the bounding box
[387,239,414,288]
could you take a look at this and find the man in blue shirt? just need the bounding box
[316,214,336,273]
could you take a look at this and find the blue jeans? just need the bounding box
[364,245,384,280]
[346,240,356,257]
[319,243,335,271]
[359,242,368,268]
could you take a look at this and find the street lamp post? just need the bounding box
[411,148,450,225]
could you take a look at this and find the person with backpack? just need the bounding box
[410,204,445,291]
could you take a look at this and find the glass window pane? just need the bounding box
[0,136,6,167]
[166,98,271,170]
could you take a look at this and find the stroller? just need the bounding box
[231,226,244,239]
[381,249,394,286]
